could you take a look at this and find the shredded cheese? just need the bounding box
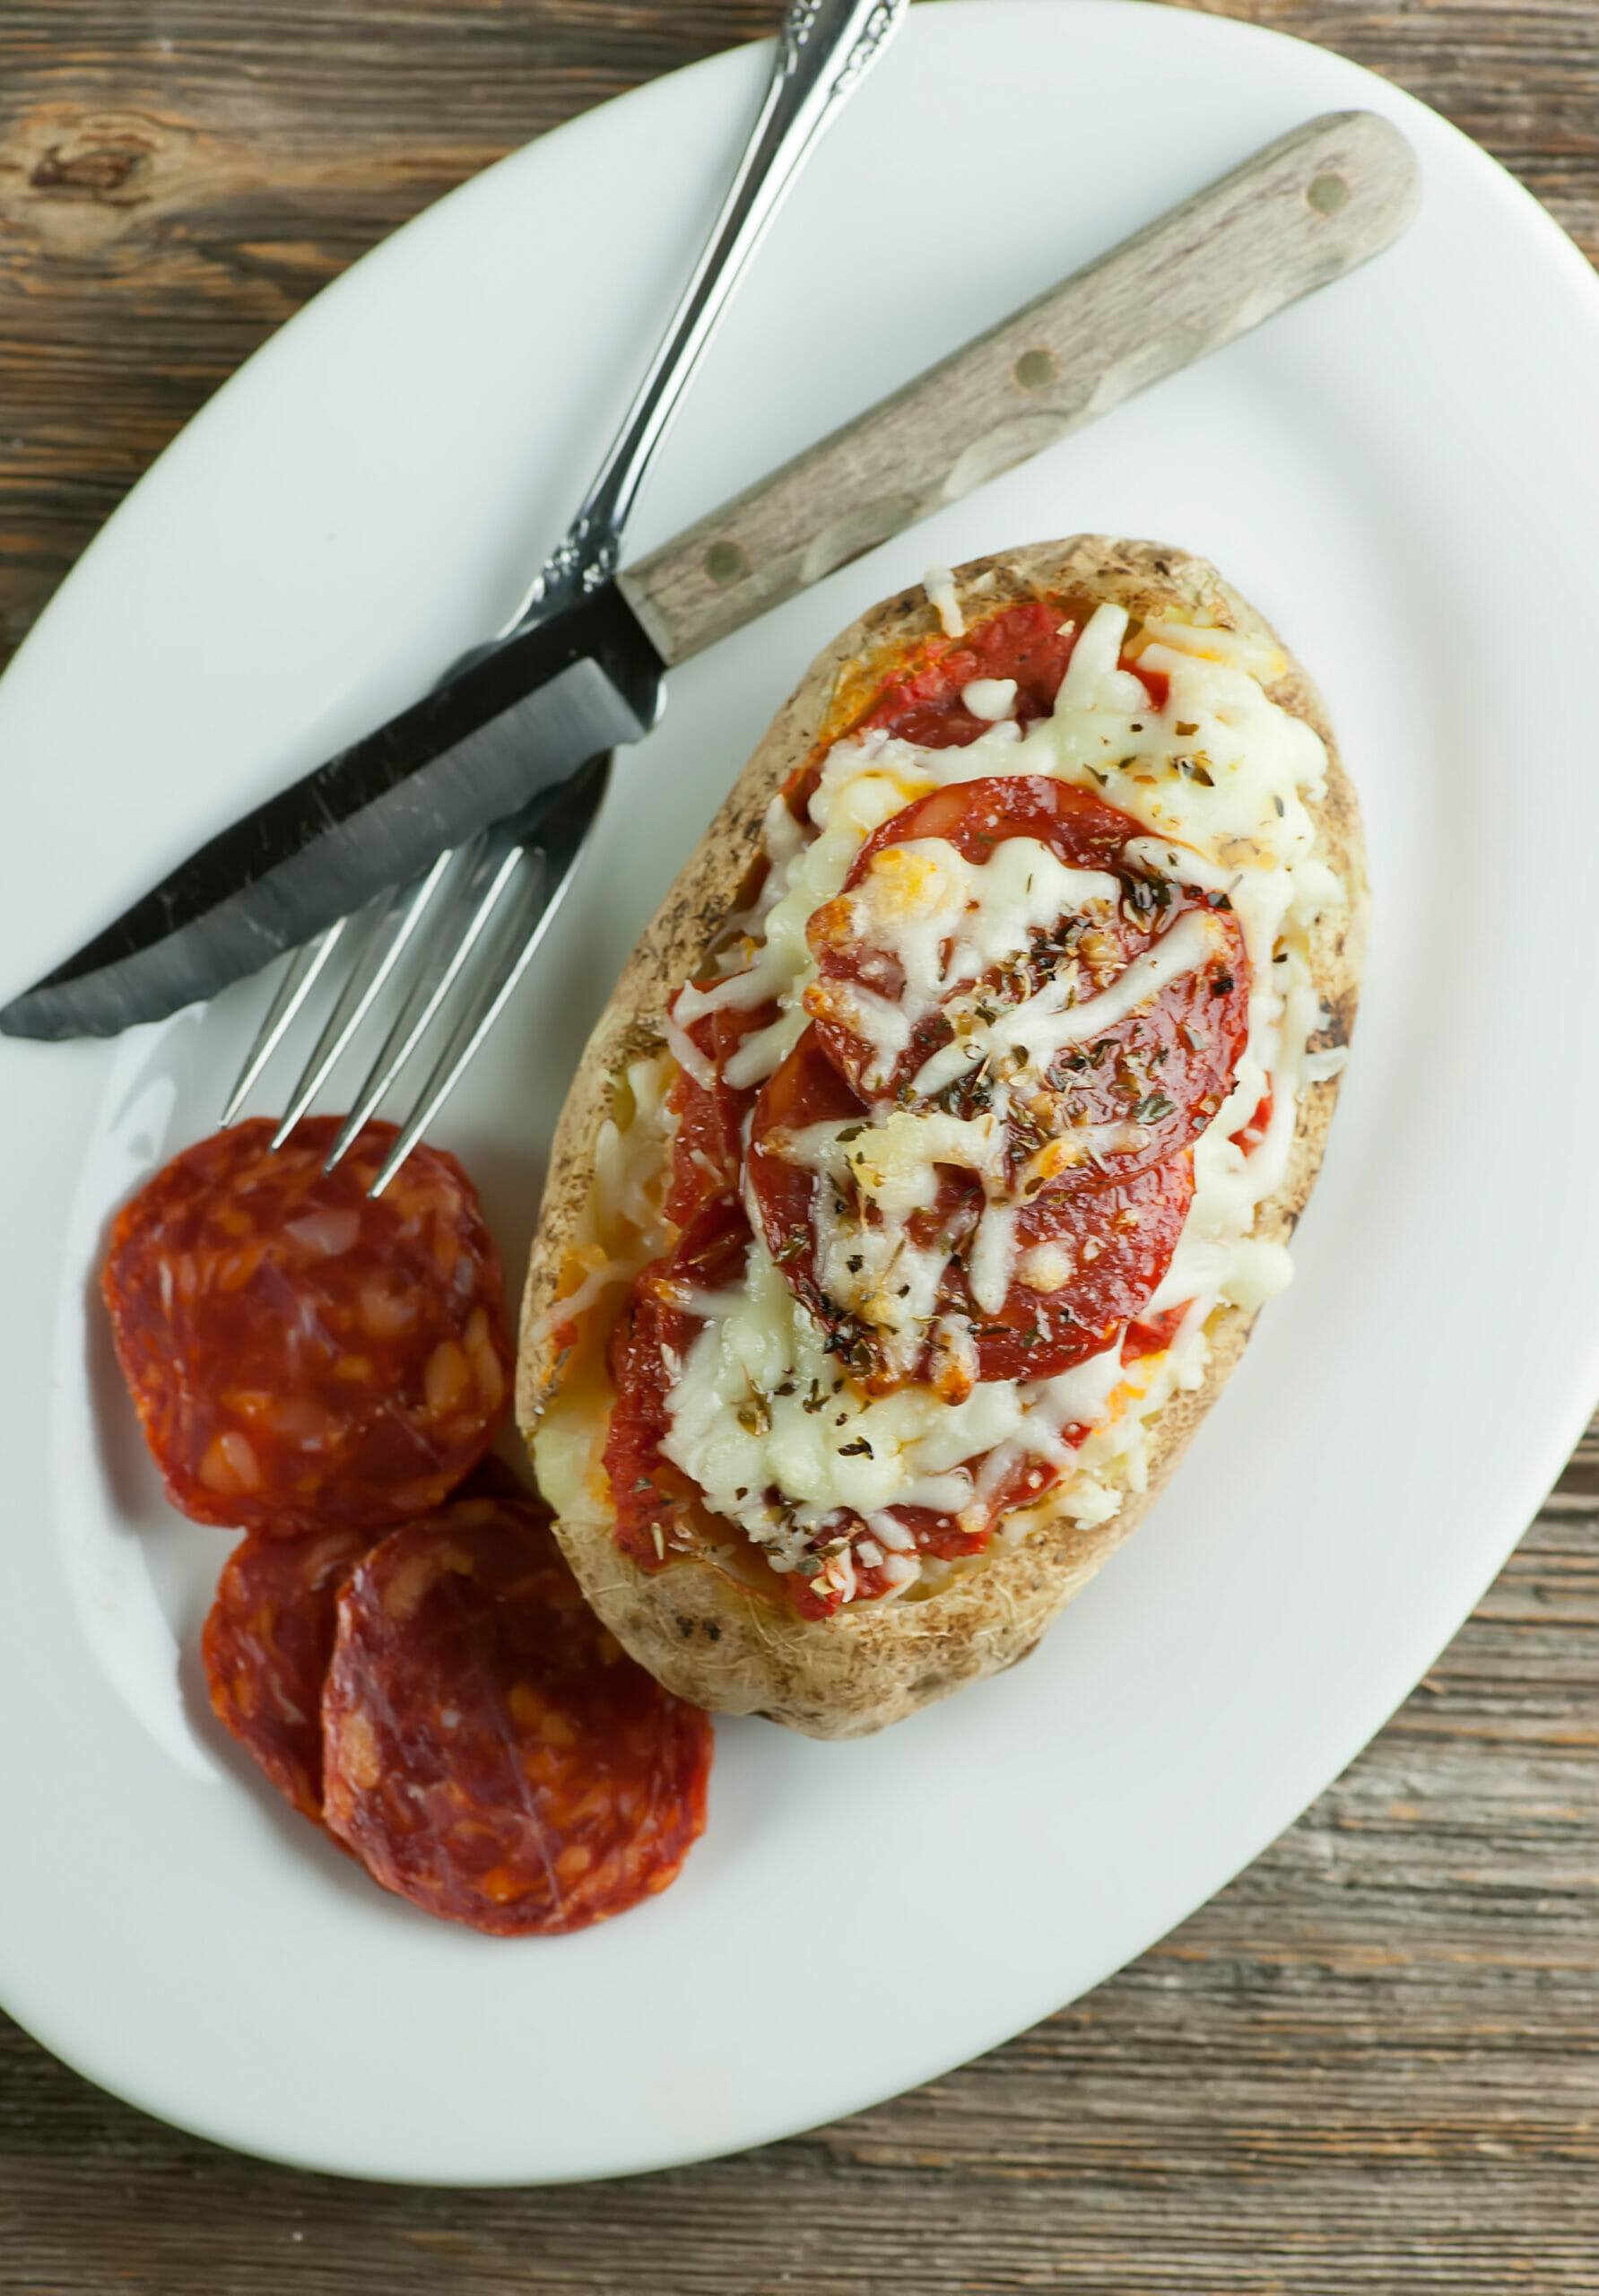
[524,1053,675,1365]
[924,565,966,639]
[538,597,1346,1607]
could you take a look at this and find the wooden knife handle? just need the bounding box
[617,109,1419,666]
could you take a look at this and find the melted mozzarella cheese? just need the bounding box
[979,902,1223,1074]
[656,1212,1163,1591]
[523,1052,676,1365]
[962,676,1017,721]
[923,565,966,639]
[661,1236,1029,1575]
[833,839,1121,1057]
[969,1203,1021,1318]
[538,599,1345,1605]
[807,838,1122,1093]
[769,1108,998,1380]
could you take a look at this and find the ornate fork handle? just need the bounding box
[779,0,901,83]
[517,0,908,625]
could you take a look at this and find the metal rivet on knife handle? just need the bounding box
[1012,347,1059,393]
[703,539,750,587]
[617,109,1421,668]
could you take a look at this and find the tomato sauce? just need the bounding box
[1230,1088,1273,1155]
[663,997,769,1229]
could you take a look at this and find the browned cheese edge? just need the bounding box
[515,536,1368,1739]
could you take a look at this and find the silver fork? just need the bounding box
[222,0,906,1195]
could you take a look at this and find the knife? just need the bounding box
[4,0,911,1041]
[1,108,1419,1042]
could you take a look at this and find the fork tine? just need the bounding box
[323,827,526,1172]
[220,922,348,1125]
[367,851,544,1197]
[367,752,612,1196]
[270,848,456,1149]
[369,853,566,1197]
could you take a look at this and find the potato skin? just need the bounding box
[516,537,1367,1738]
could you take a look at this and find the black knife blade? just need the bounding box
[0,581,663,1039]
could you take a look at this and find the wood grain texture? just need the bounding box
[4,0,1599,2285]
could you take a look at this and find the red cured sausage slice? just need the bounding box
[101,1118,514,1536]
[663,998,769,1231]
[202,1452,540,1824]
[852,598,1087,749]
[747,1025,1194,1388]
[202,1526,378,1823]
[804,778,1248,1179]
[321,1492,713,1935]
[782,599,1170,818]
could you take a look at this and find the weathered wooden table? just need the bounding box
[3,3,1597,2286]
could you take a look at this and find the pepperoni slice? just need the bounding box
[937,1155,1195,1385]
[606,1000,767,1578]
[746,1026,1195,1388]
[321,1492,713,1936]
[853,599,1084,749]
[202,1525,378,1823]
[848,774,1137,879]
[784,598,1170,819]
[744,1026,866,1328]
[663,997,769,1231]
[804,778,1248,1184]
[100,1118,514,1536]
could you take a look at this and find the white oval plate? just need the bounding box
[2,0,1596,2186]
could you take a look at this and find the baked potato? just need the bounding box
[517,536,1366,1737]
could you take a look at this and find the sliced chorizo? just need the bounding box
[202,1526,377,1823]
[100,1118,513,1535]
[321,1492,713,1936]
